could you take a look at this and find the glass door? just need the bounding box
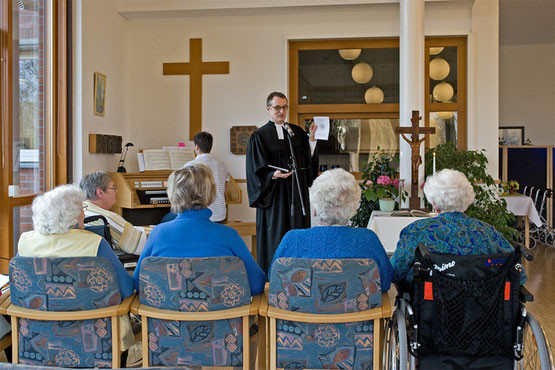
[0,0,68,272]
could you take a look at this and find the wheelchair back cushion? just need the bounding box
[268,258,382,369]
[9,256,121,368]
[138,256,250,367]
[413,248,521,358]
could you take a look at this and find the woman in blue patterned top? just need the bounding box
[271,168,393,292]
[390,169,524,285]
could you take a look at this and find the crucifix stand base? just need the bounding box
[409,196,421,210]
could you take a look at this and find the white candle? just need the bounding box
[433,152,436,175]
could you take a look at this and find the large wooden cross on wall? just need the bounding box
[395,110,436,210]
[163,38,230,140]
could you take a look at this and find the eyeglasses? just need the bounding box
[82,204,88,211]
[268,105,289,111]
[105,186,117,192]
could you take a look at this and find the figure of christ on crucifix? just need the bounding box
[395,110,436,209]
[163,38,230,140]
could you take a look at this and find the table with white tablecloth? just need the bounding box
[367,211,431,253]
[501,194,542,248]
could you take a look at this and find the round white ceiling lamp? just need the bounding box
[433,82,454,102]
[351,62,373,84]
[364,86,384,104]
[430,47,444,55]
[436,111,454,119]
[429,58,450,80]
[338,49,361,60]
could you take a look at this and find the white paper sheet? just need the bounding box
[313,116,330,140]
[168,149,195,169]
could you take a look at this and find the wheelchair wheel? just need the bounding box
[528,237,537,250]
[545,231,555,247]
[538,230,547,244]
[385,308,409,370]
[515,313,553,370]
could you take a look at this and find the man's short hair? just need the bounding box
[79,171,112,200]
[266,91,287,106]
[193,131,213,153]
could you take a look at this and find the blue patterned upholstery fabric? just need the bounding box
[138,256,251,367]
[9,257,122,368]
[268,258,382,369]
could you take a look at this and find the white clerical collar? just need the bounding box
[274,122,285,140]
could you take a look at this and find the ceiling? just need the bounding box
[499,0,555,46]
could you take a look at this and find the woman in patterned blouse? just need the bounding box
[390,168,524,286]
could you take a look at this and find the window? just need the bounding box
[289,39,400,172]
[0,0,69,271]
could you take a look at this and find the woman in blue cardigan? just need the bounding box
[134,163,266,295]
[270,168,393,292]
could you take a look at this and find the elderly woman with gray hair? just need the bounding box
[390,168,522,285]
[16,185,137,356]
[133,163,266,295]
[270,168,393,292]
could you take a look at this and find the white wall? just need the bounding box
[73,0,129,181]
[499,43,555,145]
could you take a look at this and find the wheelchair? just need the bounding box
[384,245,553,369]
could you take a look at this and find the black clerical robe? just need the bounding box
[246,121,318,273]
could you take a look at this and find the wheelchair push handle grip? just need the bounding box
[516,244,534,261]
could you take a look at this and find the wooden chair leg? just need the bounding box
[112,315,120,368]
[257,315,267,370]
[373,318,383,370]
[10,316,18,364]
[269,318,277,370]
[243,315,249,370]
[142,316,149,368]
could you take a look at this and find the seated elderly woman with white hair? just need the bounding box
[390,168,524,285]
[270,168,393,292]
[17,185,137,355]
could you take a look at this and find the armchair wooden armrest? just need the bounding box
[7,303,123,321]
[116,294,135,315]
[130,294,141,315]
[250,293,262,315]
[0,290,10,315]
[267,292,392,323]
[136,303,252,321]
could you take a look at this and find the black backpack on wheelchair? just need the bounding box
[413,245,521,368]
[385,245,552,369]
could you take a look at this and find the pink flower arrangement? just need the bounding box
[363,175,406,202]
[376,175,391,185]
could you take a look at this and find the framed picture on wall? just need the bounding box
[93,72,107,116]
[499,126,524,145]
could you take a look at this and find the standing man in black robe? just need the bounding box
[246,92,318,273]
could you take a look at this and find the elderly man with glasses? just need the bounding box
[246,91,319,273]
[80,171,147,255]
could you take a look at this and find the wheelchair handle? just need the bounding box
[516,244,534,261]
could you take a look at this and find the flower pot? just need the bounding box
[379,198,395,212]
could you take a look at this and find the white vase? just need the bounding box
[379,198,395,212]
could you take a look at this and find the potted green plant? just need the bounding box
[424,143,516,241]
[363,175,403,212]
[351,149,407,227]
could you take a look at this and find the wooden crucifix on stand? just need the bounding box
[395,110,436,210]
[163,38,230,140]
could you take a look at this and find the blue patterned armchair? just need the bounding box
[132,256,260,368]
[7,256,133,368]
[262,258,392,370]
